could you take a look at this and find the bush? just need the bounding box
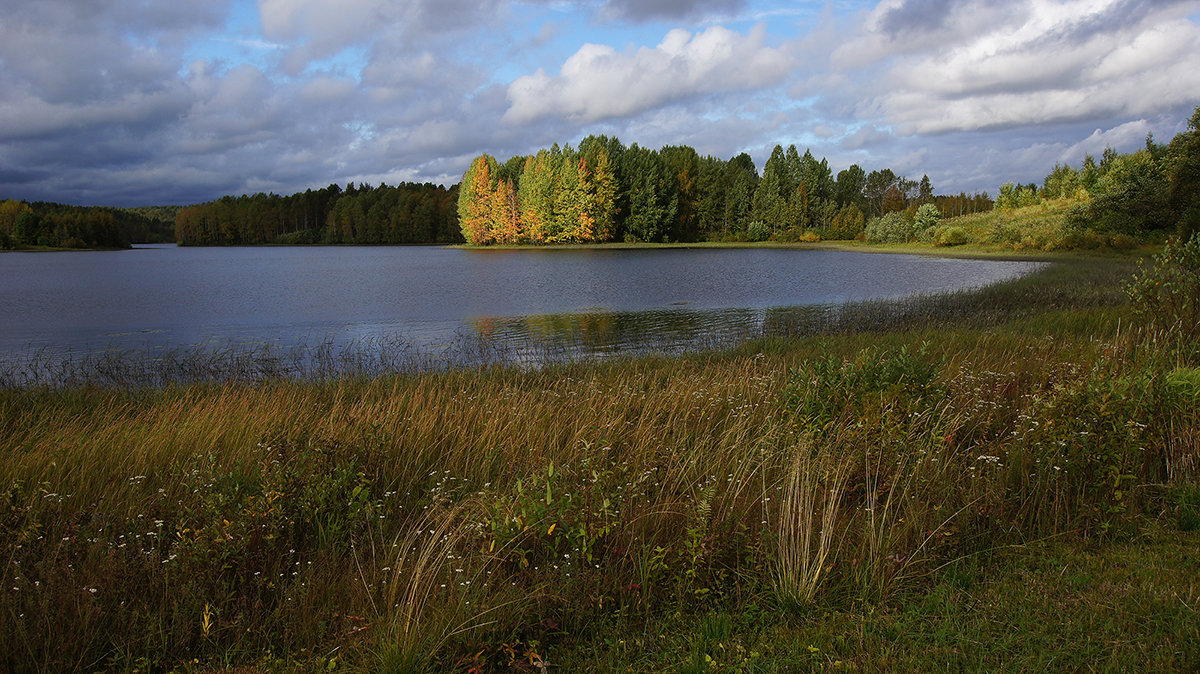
[746,220,770,242]
[935,226,968,247]
[1125,235,1200,357]
[914,203,942,230]
[1108,233,1138,250]
[1006,370,1165,537]
[864,212,917,244]
[275,229,320,245]
[825,204,866,240]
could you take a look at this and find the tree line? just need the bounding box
[456,137,992,246]
[1001,106,1200,241]
[174,182,461,246]
[0,200,171,250]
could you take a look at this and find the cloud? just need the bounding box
[875,0,955,36]
[2,0,1198,207]
[1058,119,1153,162]
[836,0,1200,134]
[258,0,505,73]
[599,0,746,21]
[503,24,793,125]
[842,124,894,149]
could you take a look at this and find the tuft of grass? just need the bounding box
[770,441,850,611]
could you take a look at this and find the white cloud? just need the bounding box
[837,0,1200,134]
[503,24,792,125]
[1058,119,1152,162]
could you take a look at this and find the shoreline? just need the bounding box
[444,238,1154,262]
[4,238,1154,263]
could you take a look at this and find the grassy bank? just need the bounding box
[2,252,1199,672]
[445,237,1102,259]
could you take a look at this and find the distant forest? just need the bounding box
[174,183,460,245]
[0,200,173,250]
[457,136,992,245]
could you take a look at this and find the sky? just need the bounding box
[1,0,1198,207]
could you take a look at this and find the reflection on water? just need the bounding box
[469,308,762,360]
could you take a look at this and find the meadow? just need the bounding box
[2,238,1199,672]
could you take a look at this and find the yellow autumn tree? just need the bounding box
[490,179,522,244]
[457,155,498,245]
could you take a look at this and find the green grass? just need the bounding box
[552,524,1200,672]
[2,254,1198,672]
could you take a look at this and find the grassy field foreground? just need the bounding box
[2,247,1200,672]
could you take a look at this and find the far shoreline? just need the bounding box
[444,238,1154,263]
[3,238,1156,264]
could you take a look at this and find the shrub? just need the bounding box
[1005,370,1165,537]
[1125,235,1200,356]
[1108,233,1138,250]
[935,226,968,247]
[746,220,770,242]
[825,204,866,240]
[275,229,320,245]
[864,212,917,244]
[914,203,942,230]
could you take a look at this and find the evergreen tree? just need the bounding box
[724,153,758,237]
[624,145,676,242]
[834,164,866,210]
[661,145,701,241]
[751,145,792,232]
[918,174,934,204]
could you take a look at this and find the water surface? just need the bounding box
[0,244,1043,367]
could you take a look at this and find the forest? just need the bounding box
[0,199,172,250]
[457,136,992,245]
[173,182,460,245]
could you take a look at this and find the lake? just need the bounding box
[0,245,1044,378]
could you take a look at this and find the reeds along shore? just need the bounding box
[1,254,1198,671]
